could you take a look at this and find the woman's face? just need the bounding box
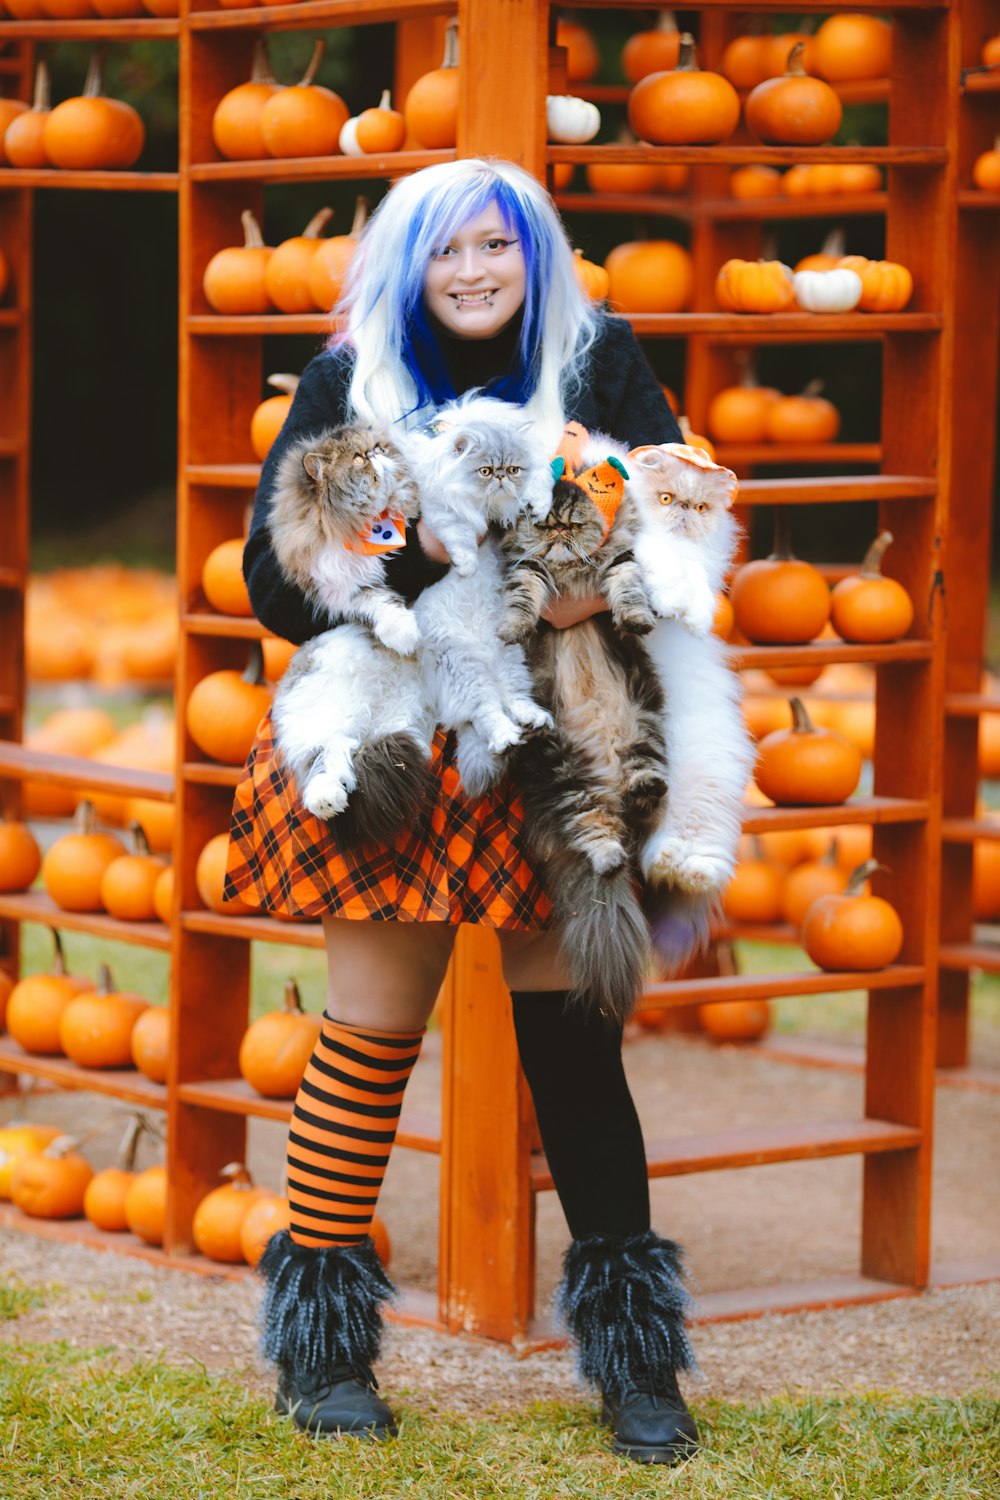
[423,206,527,340]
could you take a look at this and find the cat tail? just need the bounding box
[335,734,436,849]
[552,856,652,1026]
[454,727,506,798]
[641,885,719,977]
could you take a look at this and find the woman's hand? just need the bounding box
[416,519,452,565]
[541,591,610,630]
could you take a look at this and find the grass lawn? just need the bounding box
[0,1332,996,1500]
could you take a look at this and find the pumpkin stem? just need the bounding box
[675,33,700,72]
[655,9,679,36]
[51,930,70,978]
[45,1134,80,1159]
[82,50,104,101]
[788,696,816,734]
[769,507,795,561]
[349,195,370,237]
[283,978,304,1014]
[240,209,266,251]
[800,378,826,400]
[734,349,763,389]
[31,60,50,114]
[219,1161,255,1190]
[298,39,325,90]
[249,39,276,88]
[716,939,738,978]
[74,799,99,836]
[300,206,334,240]
[749,834,767,861]
[824,836,839,868]
[860,530,894,577]
[96,962,115,996]
[784,42,808,77]
[377,88,393,111]
[242,639,266,687]
[820,227,847,259]
[266,373,300,397]
[127,820,152,858]
[118,1114,146,1173]
[442,18,460,70]
[846,857,884,897]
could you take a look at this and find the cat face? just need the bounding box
[627,445,738,541]
[450,421,541,523]
[301,427,416,535]
[509,477,607,566]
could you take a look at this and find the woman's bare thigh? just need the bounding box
[321,916,458,1031]
[496,928,571,993]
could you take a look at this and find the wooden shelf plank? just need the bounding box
[531,1117,921,1191]
[736,474,933,504]
[189,150,455,183]
[0,742,173,800]
[730,641,931,670]
[0,890,171,950]
[961,67,1000,95]
[0,312,22,330]
[190,0,455,31]
[182,761,242,788]
[0,170,179,192]
[716,921,797,946]
[690,1274,920,1324]
[958,192,1000,211]
[555,190,693,221]
[175,1077,442,1153]
[939,942,1000,974]
[0,1036,167,1108]
[640,964,924,1011]
[0,566,25,591]
[182,613,266,639]
[630,313,941,339]
[548,146,947,168]
[742,797,927,834]
[0,17,179,37]
[718,443,882,467]
[940,818,1000,844]
[185,463,260,488]
[556,191,888,223]
[181,909,325,948]
[945,693,1000,716]
[188,314,335,336]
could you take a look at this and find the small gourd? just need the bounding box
[307,196,369,313]
[123,1164,168,1244]
[0,811,42,892]
[794,228,847,273]
[605,239,693,314]
[755,697,863,807]
[720,32,773,90]
[404,20,459,149]
[152,864,174,924]
[972,137,1000,194]
[706,354,781,444]
[621,11,681,83]
[11,1134,93,1220]
[260,42,349,159]
[764,380,841,444]
[83,1115,148,1233]
[251,373,300,460]
[185,641,272,767]
[572,249,610,303]
[42,801,127,913]
[42,51,145,170]
[130,1004,171,1083]
[792,267,863,314]
[830,531,914,643]
[59,963,150,1069]
[781,843,848,930]
[99,821,168,922]
[264,207,335,315]
[556,18,599,82]
[722,841,785,924]
[744,43,843,146]
[813,14,892,83]
[3,62,52,169]
[715,258,795,314]
[546,94,601,144]
[202,537,253,617]
[0,1122,62,1200]
[355,90,406,154]
[628,34,740,146]
[0,98,29,165]
[802,859,903,971]
[239,978,323,1098]
[193,1163,268,1263]
[202,210,273,315]
[837,255,913,312]
[195,832,255,917]
[212,42,281,161]
[5,932,90,1055]
[240,1191,292,1267]
[729,165,782,200]
[730,512,830,644]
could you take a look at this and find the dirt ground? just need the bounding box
[3,1029,998,1411]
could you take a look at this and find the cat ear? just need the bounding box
[302,452,324,482]
[626,445,666,471]
[629,442,739,508]
[452,434,472,456]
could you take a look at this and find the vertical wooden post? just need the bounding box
[457,0,548,173]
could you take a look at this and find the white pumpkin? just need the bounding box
[546,94,601,144]
[792,268,863,313]
[338,116,364,157]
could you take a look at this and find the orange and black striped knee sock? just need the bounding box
[287,1014,424,1250]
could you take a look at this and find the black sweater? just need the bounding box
[243,312,683,645]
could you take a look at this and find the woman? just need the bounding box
[227,157,699,1466]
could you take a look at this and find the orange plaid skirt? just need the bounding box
[223,710,553,928]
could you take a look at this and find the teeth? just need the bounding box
[454,292,495,304]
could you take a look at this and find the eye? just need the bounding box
[478,466,494,478]
[369,445,385,458]
[658,492,674,506]
[484,237,517,252]
[352,455,366,469]
[696,502,708,513]
[505,466,522,477]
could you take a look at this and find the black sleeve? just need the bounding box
[243,351,447,644]
[569,314,685,451]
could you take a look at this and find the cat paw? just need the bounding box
[377,612,420,656]
[614,605,656,637]
[498,614,530,645]
[679,589,717,638]
[643,834,731,893]
[303,773,350,821]
[509,698,554,733]
[649,583,694,623]
[589,841,627,876]
[485,716,523,754]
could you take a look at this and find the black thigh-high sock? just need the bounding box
[510,989,650,1240]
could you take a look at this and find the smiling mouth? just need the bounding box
[452,291,498,306]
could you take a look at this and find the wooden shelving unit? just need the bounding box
[1,0,997,1343]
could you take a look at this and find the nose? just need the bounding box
[454,246,486,282]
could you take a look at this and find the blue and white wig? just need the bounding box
[335,158,598,444]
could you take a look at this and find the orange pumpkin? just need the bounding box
[5,933,90,1054]
[729,165,782,200]
[837,255,913,313]
[836,162,883,195]
[0,1122,62,1199]
[263,207,334,315]
[59,964,149,1069]
[212,42,280,161]
[307,195,369,313]
[42,52,144,170]
[972,137,1000,193]
[3,61,52,169]
[260,42,348,159]
[557,19,600,82]
[203,210,273,316]
[11,1135,93,1219]
[196,832,254,917]
[84,1168,136,1232]
[240,1191,292,1267]
[585,141,659,196]
[722,850,785,924]
[87,713,175,826]
[658,164,690,193]
[129,1004,170,1083]
[755,697,863,807]
[123,796,175,856]
[193,1163,267,1263]
[629,34,740,145]
[814,14,892,82]
[42,801,127,913]
[794,227,847,273]
[0,813,41,893]
[202,537,252,616]
[677,417,716,461]
[124,1164,168,1244]
[766,32,821,78]
[186,642,271,766]
[572,248,610,303]
[371,1213,391,1267]
[830,531,914,643]
[0,969,13,1030]
[0,98,30,165]
[355,89,406,153]
[730,514,830,644]
[621,11,681,83]
[404,21,459,149]
[715,258,795,313]
[781,849,848,930]
[604,239,693,314]
[39,0,94,14]
[239,979,323,1098]
[99,821,168,922]
[802,858,903,970]
[251,373,299,460]
[262,635,298,682]
[764,382,840,444]
[700,998,771,1042]
[706,360,781,443]
[745,44,843,146]
[713,593,735,640]
[151,864,174,924]
[720,33,773,90]
[973,837,1000,920]
[983,36,1000,68]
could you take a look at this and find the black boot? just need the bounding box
[258,1231,397,1440]
[557,1230,699,1465]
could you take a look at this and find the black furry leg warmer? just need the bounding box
[257,1231,396,1384]
[556,1230,696,1397]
